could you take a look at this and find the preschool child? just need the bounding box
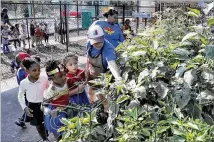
[18,57,48,141]
[20,23,27,48]
[1,24,10,53]
[14,52,42,128]
[43,59,69,141]
[63,54,90,105]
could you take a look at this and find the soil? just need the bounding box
[1,36,87,80]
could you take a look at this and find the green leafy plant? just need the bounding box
[60,7,214,142]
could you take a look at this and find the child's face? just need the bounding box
[51,65,66,85]
[26,63,41,80]
[66,58,78,74]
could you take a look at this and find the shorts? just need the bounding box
[28,102,44,126]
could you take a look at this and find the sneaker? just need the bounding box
[14,120,27,128]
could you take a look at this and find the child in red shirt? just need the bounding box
[63,54,90,105]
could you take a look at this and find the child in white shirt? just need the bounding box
[18,57,49,141]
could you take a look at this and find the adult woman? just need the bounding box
[92,9,124,48]
[85,25,122,123]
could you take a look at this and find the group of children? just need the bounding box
[14,51,89,141]
[1,21,50,54]
[1,23,27,53]
[30,21,49,47]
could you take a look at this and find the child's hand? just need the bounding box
[85,69,89,79]
[50,109,58,117]
[24,107,33,117]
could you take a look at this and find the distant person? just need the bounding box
[92,9,124,48]
[35,24,42,46]
[30,21,35,47]
[10,25,21,49]
[1,8,12,28]
[1,8,12,44]
[44,23,49,44]
[1,24,10,53]
[54,22,60,41]
[122,19,134,39]
[21,23,27,49]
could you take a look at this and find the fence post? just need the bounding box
[32,0,35,18]
[59,0,63,43]
[122,5,125,25]
[26,18,31,50]
[77,1,79,36]
[136,3,139,33]
[64,3,69,52]
[97,1,99,19]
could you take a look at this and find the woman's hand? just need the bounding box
[24,107,33,117]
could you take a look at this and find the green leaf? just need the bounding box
[196,132,207,141]
[208,17,214,27]
[171,61,180,70]
[142,129,150,136]
[116,85,124,95]
[57,126,66,133]
[186,64,197,70]
[184,122,199,130]
[116,127,125,133]
[157,126,170,134]
[122,134,129,141]
[172,128,185,136]
[168,136,186,142]
[200,35,209,45]
[60,118,71,126]
[188,8,200,16]
[116,95,130,104]
[75,118,81,131]
[69,117,78,122]
[182,32,198,42]
[187,11,199,17]
[64,131,71,139]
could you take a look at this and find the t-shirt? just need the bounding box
[86,39,116,69]
[1,29,10,38]
[44,82,69,107]
[67,69,85,90]
[93,20,125,48]
[35,27,42,37]
[16,68,27,85]
[18,75,49,110]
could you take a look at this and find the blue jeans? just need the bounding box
[3,44,9,52]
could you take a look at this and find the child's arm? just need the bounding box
[17,82,27,110]
[69,84,85,96]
